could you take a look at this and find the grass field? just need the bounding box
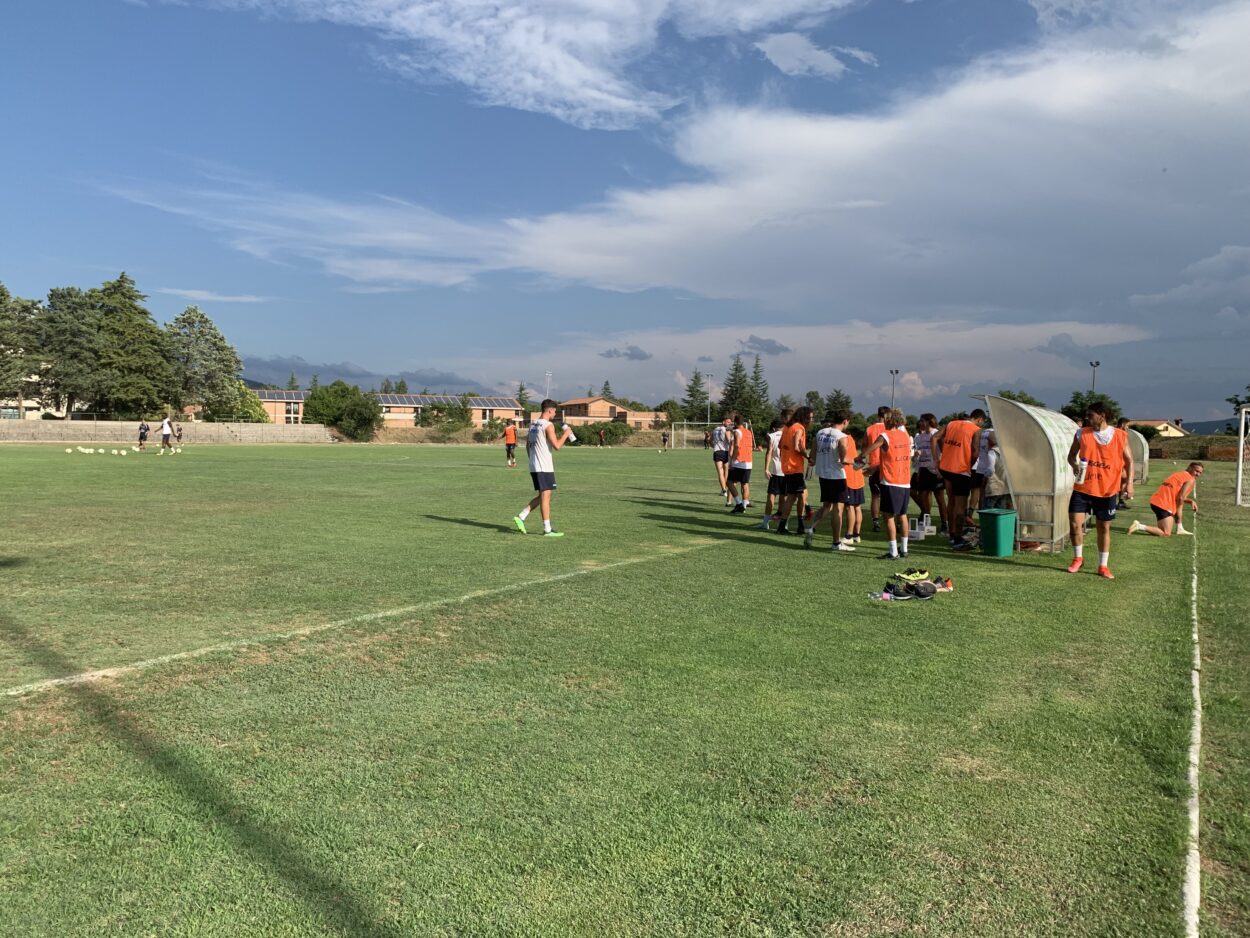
[0,443,1245,936]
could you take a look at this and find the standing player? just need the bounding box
[841,428,866,544]
[969,424,994,515]
[138,419,150,451]
[711,415,733,501]
[659,430,669,453]
[159,414,174,452]
[804,412,855,552]
[774,407,813,536]
[859,409,913,559]
[1066,402,1134,578]
[758,418,786,530]
[932,409,986,551]
[513,399,573,537]
[911,415,946,531]
[865,406,890,532]
[1128,462,1202,538]
[503,420,518,467]
[726,415,753,513]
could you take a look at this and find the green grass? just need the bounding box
[0,444,1244,936]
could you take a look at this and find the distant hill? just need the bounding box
[1183,418,1239,435]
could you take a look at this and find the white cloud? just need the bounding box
[756,32,847,78]
[879,370,960,401]
[834,45,877,66]
[156,287,271,303]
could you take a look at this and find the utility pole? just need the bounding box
[1089,361,1100,392]
[705,373,714,424]
[889,369,900,408]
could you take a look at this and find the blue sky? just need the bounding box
[2,0,1248,417]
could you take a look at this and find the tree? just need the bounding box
[682,369,710,421]
[939,410,970,424]
[286,371,299,390]
[165,305,244,416]
[601,379,615,400]
[998,388,1046,408]
[773,393,797,415]
[803,390,823,414]
[719,354,752,419]
[516,381,532,412]
[204,380,270,423]
[309,373,320,391]
[1060,390,1122,423]
[33,286,104,415]
[303,380,382,440]
[824,388,853,417]
[655,398,684,426]
[748,355,771,428]
[394,378,409,394]
[1227,382,1250,414]
[0,284,39,415]
[90,274,177,418]
[380,378,394,394]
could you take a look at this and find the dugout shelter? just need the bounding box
[1127,428,1150,485]
[978,394,1080,552]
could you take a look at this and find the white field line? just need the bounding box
[4,540,721,698]
[1183,518,1202,938]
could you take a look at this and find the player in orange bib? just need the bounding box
[859,409,914,559]
[1128,462,1202,537]
[842,430,867,544]
[931,408,986,551]
[726,414,755,514]
[774,406,814,535]
[1066,401,1134,578]
[503,421,518,467]
[864,405,890,532]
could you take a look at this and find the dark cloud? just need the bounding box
[599,345,653,361]
[740,334,792,355]
[1032,332,1091,363]
[697,355,714,363]
[242,354,483,392]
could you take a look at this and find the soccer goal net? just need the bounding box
[675,421,718,449]
[1237,406,1249,508]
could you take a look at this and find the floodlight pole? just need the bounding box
[889,369,900,408]
[1089,361,1100,391]
[705,373,714,424]
[1238,406,1247,507]
[543,371,552,399]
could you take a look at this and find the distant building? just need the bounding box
[556,396,667,430]
[1129,418,1190,438]
[253,389,525,428]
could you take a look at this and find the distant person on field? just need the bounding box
[504,420,518,467]
[703,429,711,449]
[598,428,606,448]
[932,408,986,551]
[865,406,890,532]
[711,415,733,503]
[758,418,786,531]
[659,430,669,453]
[804,411,855,552]
[138,419,150,451]
[1128,463,1202,538]
[1066,401,1134,579]
[175,423,183,445]
[859,408,914,560]
[726,415,753,513]
[841,428,867,544]
[513,399,573,537]
[160,415,174,451]
[773,407,813,536]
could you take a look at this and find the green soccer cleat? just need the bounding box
[513,516,527,534]
[543,530,565,538]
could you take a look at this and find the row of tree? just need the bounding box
[0,274,267,421]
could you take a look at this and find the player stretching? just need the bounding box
[774,407,813,536]
[859,409,913,559]
[1128,462,1202,538]
[933,409,985,551]
[503,421,518,467]
[1066,402,1133,578]
[711,416,733,502]
[513,399,573,537]
[726,415,753,513]
[804,412,855,551]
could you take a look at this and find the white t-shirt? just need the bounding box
[985,447,1009,496]
[767,430,783,475]
[527,419,554,473]
[813,427,846,480]
[712,425,731,453]
[974,429,993,475]
[730,428,752,469]
[915,430,935,471]
[1074,426,1116,447]
[160,418,172,436]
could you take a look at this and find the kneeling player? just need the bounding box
[1128,462,1202,537]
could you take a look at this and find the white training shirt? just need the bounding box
[768,430,783,476]
[813,427,846,480]
[160,418,172,436]
[1074,426,1116,446]
[527,418,555,473]
[915,430,935,471]
[730,428,752,469]
[712,425,731,452]
[974,428,994,475]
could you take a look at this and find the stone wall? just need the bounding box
[0,421,334,444]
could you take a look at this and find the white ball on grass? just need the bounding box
[66,448,73,454]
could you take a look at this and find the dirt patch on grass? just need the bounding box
[559,672,619,694]
[935,751,1009,782]
[792,769,872,812]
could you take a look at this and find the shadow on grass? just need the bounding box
[0,557,28,569]
[621,496,734,515]
[0,614,404,938]
[423,514,515,534]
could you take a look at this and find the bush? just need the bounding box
[478,417,507,442]
[572,421,636,446]
[304,380,383,441]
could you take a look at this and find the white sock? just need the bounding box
[1098,551,1109,566]
[543,520,552,533]
[888,539,898,556]
[1074,545,1084,558]
[519,507,531,521]
[736,498,744,506]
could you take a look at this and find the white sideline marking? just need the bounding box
[1183,518,1202,938]
[4,541,720,698]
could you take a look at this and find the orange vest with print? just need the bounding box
[780,424,806,475]
[735,427,754,463]
[938,420,978,474]
[879,428,912,487]
[866,422,886,468]
[504,426,517,444]
[1150,470,1191,514]
[844,437,864,489]
[1074,427,1126,498]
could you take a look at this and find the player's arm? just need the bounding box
[930,426,945,467]
[1066,435,1082,471]
[838,436,851,467]
[1121,437,1134,498]
[765,439,777,477]
[546,422,572,450]
[1181,479,1198,515]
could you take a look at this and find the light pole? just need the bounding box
[705,373,714,424]
[889,369,900,408]
[1089,361,1100,392]
[544,370,553,399]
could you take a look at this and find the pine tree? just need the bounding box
[773,393,797,416]
[165,305,244,417]
[394,378,409,394]
[601,379,614,400]
[824,388,853,417]
[719,354,751,419]
[0,284,39,414]
[33,286,105,415]
[380,378,394,394]
[998,388,1045,407]
[310,373,320,390]
[682,369,710,421]
[286,371,299,390]
[748,354,770,428]
[803,390,824,414]
[516,381,532,412]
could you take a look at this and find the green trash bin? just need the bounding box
[979,508,1016,557]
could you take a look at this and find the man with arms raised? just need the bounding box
[1066,402,1133,578]
[932,409,986,551]
[1128,462,1202,538]
[513,399,574,537]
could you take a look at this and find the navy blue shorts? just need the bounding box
[713,451,729,463]
[1151,504,1173,521]
[941,470,973,497]
[868,469,882,496]
[505,443,516,457]
[970,471,987,491]
[767,475,785,497]
[728,466,751,484]
[840,486,865,506]
[781,473,806,496]
[1069,490,1117,521]
[819,478,847,504]
[913,468,944,492]
[881,485,910,517]
[530,471,557,492]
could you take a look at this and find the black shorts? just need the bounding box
[728,466,752,484]
[1151,504,1174,521]
[713,451,729,464]
[819,478,847,504]
[1069,490,1117,522]
[781,473,806,496]
[530,471,557,492]
[970,471,987,491]
[881,485,910,516]
[767,475,785,497]
[913,468,944,492]
[138,434,148,442]
[868,469,882,496]
[941,470,973,497]
[505,443,516,457]
[840,486,865,506]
